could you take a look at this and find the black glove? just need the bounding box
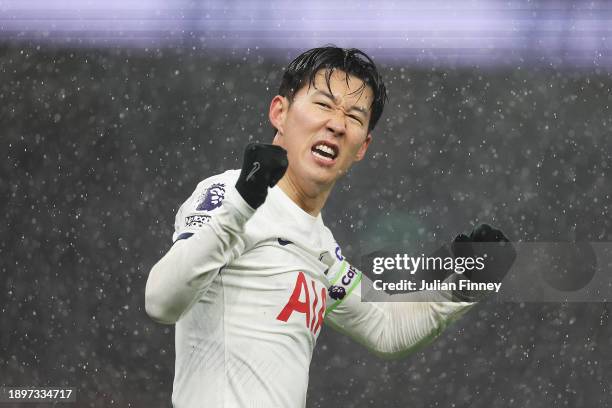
[451,224,516,285]
[235,143,288,209]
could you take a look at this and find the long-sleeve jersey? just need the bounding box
[145,169,475,408]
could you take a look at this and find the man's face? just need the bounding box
[270,69,373,191]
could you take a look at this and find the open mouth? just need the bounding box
[311,142,339,162]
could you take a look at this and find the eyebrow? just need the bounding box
[313,90,369,116]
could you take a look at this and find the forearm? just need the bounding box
[372,297,473,359]
[145,187,253,324]
[326,271,474,359]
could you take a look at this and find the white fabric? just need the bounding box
[145,169,474,408]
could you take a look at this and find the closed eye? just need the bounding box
[348,115,363,125]
[315,102,332,109]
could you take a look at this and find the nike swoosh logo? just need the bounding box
[246,161,261,182]
[277,238,293,246]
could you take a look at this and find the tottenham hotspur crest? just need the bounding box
[196,183,226,211]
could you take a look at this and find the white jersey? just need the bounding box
[147,169,475,408]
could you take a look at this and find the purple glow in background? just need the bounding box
[1,0,612,67]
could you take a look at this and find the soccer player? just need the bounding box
[145,46,512,408]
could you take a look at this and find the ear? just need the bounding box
[269,95,288,135]
[354,133,372,161]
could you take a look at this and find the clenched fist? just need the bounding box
[451,224,516,285]
[235,143,288,209]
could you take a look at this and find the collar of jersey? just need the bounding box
[268,185,323,229]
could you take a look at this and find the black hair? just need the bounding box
[277,46,387,132]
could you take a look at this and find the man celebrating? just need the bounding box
[145,46,513,408]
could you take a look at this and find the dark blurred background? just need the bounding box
[2,1,612,407]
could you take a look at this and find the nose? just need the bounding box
[326,110,346,137]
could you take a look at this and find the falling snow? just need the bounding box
[2,45,612,407]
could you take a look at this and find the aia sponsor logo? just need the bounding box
[276,272,326,335]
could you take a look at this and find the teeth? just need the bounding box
[316,144,335,156]
[312,150,333,161]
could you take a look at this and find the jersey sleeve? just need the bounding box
[172,170,241,242]
[145,169,255,324]
[324,258,475,359]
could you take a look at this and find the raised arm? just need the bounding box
[325,260,474,359]
[324,224,515,359]
[145,144,287,324]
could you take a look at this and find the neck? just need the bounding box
[277,172,333,217]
